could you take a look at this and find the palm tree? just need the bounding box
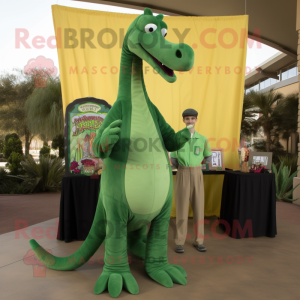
[245,89,284,152]
[272,93,298,152]
[0,70,35,155]
[240,95,256,139]
[25,76,64,140]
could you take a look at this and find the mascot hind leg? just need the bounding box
[94,194,139,297]
[127,225,147,259]
[144,195,187,287]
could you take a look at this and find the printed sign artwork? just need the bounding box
[65,97,111,176]
[212,151,222,167]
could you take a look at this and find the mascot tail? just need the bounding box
[29,203,106,271]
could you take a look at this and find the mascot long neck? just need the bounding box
[117,47,146,101]
[116,20,147,101]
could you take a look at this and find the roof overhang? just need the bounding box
[74,0,298,57]
[244,52,297,88]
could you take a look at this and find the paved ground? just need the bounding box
[1,194,300,299]
[0,193,61,235]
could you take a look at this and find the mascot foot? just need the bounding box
[128,240,146,260]
[146,264,187,288]
[94,271,139,297]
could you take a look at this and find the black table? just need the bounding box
[219,170,277,238]
[57,175,101,242]
[57,170,225,242]
[173,170,226,175]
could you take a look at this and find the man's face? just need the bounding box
[183,116,197,127]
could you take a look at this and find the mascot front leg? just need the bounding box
[94,193,139,297]
[144,195,187,287]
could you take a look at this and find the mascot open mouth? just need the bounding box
[140,45,174,77]
[150,54,174,77]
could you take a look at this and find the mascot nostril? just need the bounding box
[176,50,182,58]
[29,7,194,297]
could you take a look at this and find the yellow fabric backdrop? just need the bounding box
[52,5,248,217]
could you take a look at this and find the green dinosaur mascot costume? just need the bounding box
[29,8,194,297]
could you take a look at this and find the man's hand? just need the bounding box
[100,120,122,156]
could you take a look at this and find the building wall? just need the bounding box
[274,82,298,95]
[259,76,298,94]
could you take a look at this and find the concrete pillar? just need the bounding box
[293,0,300,205]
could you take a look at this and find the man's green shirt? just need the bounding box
[170,131,212,167]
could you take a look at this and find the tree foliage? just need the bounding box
[3,136,23,159]
[0,70,35,155]
[4,133,20,143]
[39,144,51,157]
[13,155,65,193]
[0,139,4,153]
[7,152,24,175]
[272,93,298,143]
[51,134,65,158]
[244,89,284,152]
[240,96,257,138]
[25,76,63,140]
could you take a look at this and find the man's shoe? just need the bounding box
[175,245,184,253]
[193,243,206,252]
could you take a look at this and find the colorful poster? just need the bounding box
[64,97,111,176]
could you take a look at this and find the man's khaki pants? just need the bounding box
[175,164,205,246]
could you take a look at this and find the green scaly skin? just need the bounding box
[29,8,194,297]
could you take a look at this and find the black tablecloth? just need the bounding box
[57,170,225,242]
[57,176,100,242]
[173,170,225,175]
[220,170,277,238]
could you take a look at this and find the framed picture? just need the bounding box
[248,152,272,170]
[210,148,225,170]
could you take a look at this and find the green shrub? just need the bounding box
[3,137,23,159]
[272,162,300,202]
[0,167,25,194]
[0,167,12,193]
[15,155,65,193]
[39,144,51,157]
[4,133,20,143]
[277,154,297,175]
[52,134,65,158]
[7,152,24,175]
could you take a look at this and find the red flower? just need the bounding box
[81,159,95,166]
[70,161,79,170]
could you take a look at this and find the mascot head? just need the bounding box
[124,8,194,83]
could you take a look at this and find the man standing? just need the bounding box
[170,109,212,253]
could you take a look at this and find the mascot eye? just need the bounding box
[145,24,157,33]
[161,28,167,37]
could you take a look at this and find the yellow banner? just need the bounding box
[52,5,248,216]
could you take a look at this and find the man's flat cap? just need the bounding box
[182,108,198,118]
